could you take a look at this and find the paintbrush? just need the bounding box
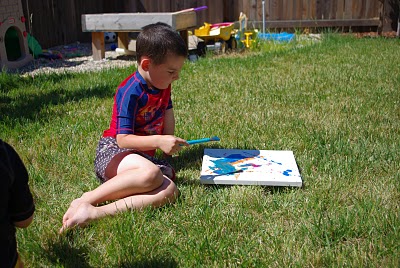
[174,6,208,14]
[186,136,220,145]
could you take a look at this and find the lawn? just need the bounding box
[1,34,399,267]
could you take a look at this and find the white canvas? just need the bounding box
[200,149,302,187]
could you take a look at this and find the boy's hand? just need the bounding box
[158,135,188,155]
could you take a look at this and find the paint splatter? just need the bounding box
[282,169,292,176]
[209,153,266,174]
[271,160,282,165]
[210,154,246,174]
[239,163,262,168]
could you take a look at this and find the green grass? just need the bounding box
[1,34,399,267]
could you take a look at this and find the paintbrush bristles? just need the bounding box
[210,136,220,141]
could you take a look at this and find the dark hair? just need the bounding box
[136,22,188,65]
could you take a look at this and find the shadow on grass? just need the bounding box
[45,237,93,268]
[170,143,223,188]
[0,82,113,122]
[45,236,178,268]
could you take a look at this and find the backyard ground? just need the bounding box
[11,31,398,77]
[1,32,399,267]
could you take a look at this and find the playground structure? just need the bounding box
[0,0,32,69]
[82,12,197,61]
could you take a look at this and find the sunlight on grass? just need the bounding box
[1,34,399,267]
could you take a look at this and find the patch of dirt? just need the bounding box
[8,42,137,77]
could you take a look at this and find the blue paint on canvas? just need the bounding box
[282,169,292,176]
[201,149,302,186]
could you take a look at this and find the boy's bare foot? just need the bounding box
[61,197,84,225]
[59,202,98,233]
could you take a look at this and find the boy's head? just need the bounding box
[136,22,187,89]
[136,22,188,65]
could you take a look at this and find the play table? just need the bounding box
[82,12,197,61]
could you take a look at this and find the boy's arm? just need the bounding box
[163,108,176,158]
[14,214,34,228]
[116,109,188,154]
[117,133,186,155]
[163,108,175,135]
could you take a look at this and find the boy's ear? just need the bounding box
[140,57,151,71]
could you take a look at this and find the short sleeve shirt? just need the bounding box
[103,71,173,138]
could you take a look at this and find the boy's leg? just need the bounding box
[60,176,177,232]
[84,153,166,203]
[61,154,178,231]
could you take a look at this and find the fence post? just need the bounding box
[262,0,265,34]
[381,0,398,33]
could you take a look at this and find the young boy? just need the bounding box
[0,139,35,268]
[60,22,189,232]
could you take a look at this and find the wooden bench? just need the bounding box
[81,12,197,61]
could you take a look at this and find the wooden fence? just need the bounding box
[227,0,382,28]
[17,0,394,49]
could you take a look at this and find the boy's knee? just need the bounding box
[141,165,164,189]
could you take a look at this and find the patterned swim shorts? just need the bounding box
[94,137,175,183]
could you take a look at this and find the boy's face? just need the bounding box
[146,54,186,89]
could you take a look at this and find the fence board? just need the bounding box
[278,0,290,20]
[336,0,344,19]
[310,0,317,19]
[249,0,258,21]
[303,0,309,19]
[359,0,367,20]
[365,0,372,18]
[366,0,380,18]
[330,0,337,19]
[206,1,224,23]
[294,0,302,20]
[257,0,263,22]
[292,0,298,20]
[344,0,353,19]
[353,0,362,19]
[270,0,279,20]
[265,0,271,20]
[285,0,293,20]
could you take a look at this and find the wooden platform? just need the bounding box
[82,12,197,61]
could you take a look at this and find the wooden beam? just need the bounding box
[249,18,380,29]
[91,32,105,61]
[117,32,129,50]
[82,12,197,32]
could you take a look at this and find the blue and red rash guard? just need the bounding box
[103,71,173,156]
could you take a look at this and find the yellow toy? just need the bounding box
[194,22,236,54]
[237,12,256,49]
[243,32,254,48]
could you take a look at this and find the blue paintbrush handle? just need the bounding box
[186,136,220,145]
[187,138,212,145]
